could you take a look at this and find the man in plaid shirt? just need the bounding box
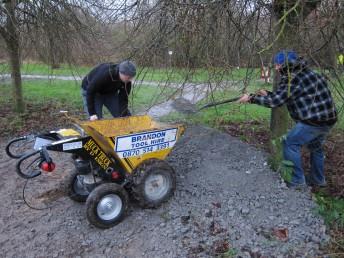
[239,50,337,188]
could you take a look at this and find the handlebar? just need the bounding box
[16,150,42,179]
[5,135,35,159]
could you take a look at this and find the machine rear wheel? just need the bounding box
[131,159,176,208]
[65,170,91,202]
[86,183,128,229]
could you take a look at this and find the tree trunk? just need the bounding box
[269,3,298,169]
[5,0,25,113]
[269,70,289,169]
[49,36,61,69]
[325,37,337,70]
[269,0,321,169]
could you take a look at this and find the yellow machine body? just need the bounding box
[57,128,81,137]
[79,115,184,173]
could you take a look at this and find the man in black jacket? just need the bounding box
[81,60,136,121]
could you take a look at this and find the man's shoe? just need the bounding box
[305,175,327,188]
[286,182,308,190]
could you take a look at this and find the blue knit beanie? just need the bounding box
[273,50,298,65]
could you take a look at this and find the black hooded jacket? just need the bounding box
[81,63,131,116]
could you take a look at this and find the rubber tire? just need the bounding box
[131,159,176,208]
[86,183,129,229]
[65,170,91,202]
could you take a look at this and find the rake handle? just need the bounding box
[198,96,241,111]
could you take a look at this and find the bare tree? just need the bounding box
[122,0,343,166]
[1,0,24,112]
[1,0,342,171]
[264,0,323,168]
[0,0,138,112]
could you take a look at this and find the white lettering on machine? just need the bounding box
[115,128,178,158]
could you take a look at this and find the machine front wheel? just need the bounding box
[131,159,176,208]
[86,183,129,229]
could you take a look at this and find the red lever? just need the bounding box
[40,161,56,172]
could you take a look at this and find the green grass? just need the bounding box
[160,101,271,129]
[0,80,175,114]
[160,80,273,127]
[0,62,90,77]
[191,79,271,124]
[2,75,342,129]
[1,61,343,129]
[136,66,261,83]
[217,248,238,258]
[129,83,177,113]
[1,61,343,84]
[315,192,344,229]
[161,78,344,130]
[22,80,83,107]
[0,61,262,83]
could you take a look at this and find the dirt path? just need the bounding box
[0,126,328,258]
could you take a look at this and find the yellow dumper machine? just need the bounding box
[6,115,184,228]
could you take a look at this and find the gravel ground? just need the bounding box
[0,125,329,258]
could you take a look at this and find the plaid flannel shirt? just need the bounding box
[251,67,337,125]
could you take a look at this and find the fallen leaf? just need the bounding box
[272,227,288,241]
[212,202,221,208]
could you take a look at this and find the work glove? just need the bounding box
[90,115,98,121]
[238,94,252,103]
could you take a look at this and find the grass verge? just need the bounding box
[0,79,174,137]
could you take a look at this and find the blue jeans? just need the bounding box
[283,122,332,186]
[81,89,120,119]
